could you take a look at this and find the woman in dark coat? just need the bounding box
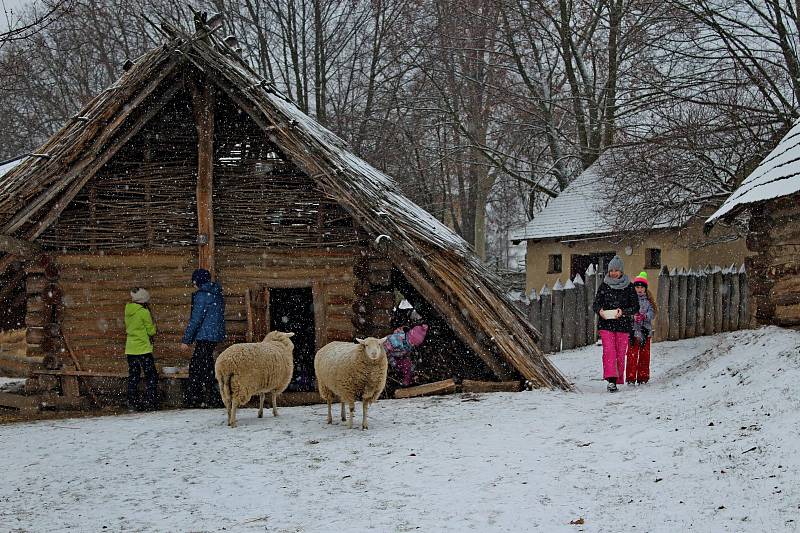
[591,255,639,392]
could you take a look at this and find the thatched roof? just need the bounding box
[0,21,570,390]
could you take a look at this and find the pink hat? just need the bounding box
[633,271,649,287]
[407,324,429,346]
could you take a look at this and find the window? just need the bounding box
[548,254,562,274]
[645,248,661,269]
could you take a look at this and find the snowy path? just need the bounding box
[1,327,799,532]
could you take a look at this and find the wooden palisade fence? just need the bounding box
[522,264,751,354]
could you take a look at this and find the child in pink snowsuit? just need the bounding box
[384,324,429,386]
[591,255,639,392]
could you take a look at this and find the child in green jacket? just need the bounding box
[125,288,158,411]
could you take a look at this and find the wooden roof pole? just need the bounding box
[192,79,216,278]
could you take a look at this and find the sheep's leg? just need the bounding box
[326,399,333,424]
[361,400,369,430]
[258,393,265,418]
[347,402,355,429]
[229,399,238,428]
[271,391,278,417]
[340,402,346,422]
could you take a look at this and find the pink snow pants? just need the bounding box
[599,330,628,384]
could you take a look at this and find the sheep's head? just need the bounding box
[263,331,295,351]
[355,336,388,362]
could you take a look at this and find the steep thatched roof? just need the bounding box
[0,21,570,390]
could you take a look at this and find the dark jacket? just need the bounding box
[592,281,639,333]
[181,282,226,344]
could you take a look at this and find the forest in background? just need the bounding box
[1,0,797,267]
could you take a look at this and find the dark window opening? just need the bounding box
[548,254,562,274]
[570,251,617,279]
[645,248,661,269]
[268,287,316,392]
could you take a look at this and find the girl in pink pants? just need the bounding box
[591,255,640,392]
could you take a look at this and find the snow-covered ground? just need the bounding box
[1,327,798,532]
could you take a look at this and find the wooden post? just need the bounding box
[656,265,669,341]
[721,266,732,332]
[704,266,714,335]
[562,279,577,350]
[686,270,697,338]
[713,266,724,333]
[527,288,541,347]
[730,265,741,331]
[585,264,597,345]
[540,284,552,354]
[573,274,587,348]
[551,279,564,353]
[245,288,254,342]
[678,268,688,339]
[192,80,216,278]
[695,272,706,337]
[668,268,680,341]
[738,265,750,328]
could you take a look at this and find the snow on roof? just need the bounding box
[0,156,26,180]
[707,121,800,224]
[509,157,680,242]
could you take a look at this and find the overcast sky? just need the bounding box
[1,0,34,32]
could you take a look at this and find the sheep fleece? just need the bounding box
[214,337,294,406]
[314,341,388,403]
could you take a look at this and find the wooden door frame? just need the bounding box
[247,280,327,350]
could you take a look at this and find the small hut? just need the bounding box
[0,18,569,406]
[707,121,800,328]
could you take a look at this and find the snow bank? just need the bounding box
[0,328,798,531]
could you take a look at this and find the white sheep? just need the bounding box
[314,337,388,430]
[214,330,295,428]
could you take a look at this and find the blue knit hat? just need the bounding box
[191,268,211,286]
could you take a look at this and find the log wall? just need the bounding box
[53,247,359,373]
[748,198,800,327]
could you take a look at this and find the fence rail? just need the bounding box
[520,264,750,354]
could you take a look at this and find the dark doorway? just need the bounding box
[268,287,316,392]
[570,251,617,280]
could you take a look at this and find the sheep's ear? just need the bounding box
[379,336,388,343]
[355,338,366,345]
[285,332,295,338]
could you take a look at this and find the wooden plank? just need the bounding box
[739,270,750,328]
[656,265,670,341]
[695,274,706,337]
[540,287,552,353]
[561,281,576,350]
[730,269,741,330]
[704,269,715,334]
[686,272,697,338]
[0,391,39,411]
[61,375,80,398]
[394,378,457,399]
[245,288,254,342]
[573,277,586,348]
[713,269,724,333]
[312,280,328,350]
[678,270,688,339]
[191,80,216,277]
[551,281,563,353]
[461,380,521,393]
[668,270,680,341]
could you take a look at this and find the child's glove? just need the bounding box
[634,312,645,323]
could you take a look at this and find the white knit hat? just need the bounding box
[130,288,150,304]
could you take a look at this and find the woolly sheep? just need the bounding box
[214,330,295,428]
[314,337,388,430]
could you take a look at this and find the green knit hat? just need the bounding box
[633,271,649,287]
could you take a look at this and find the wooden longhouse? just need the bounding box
[707,121,800,328]
[0,19,570,407]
